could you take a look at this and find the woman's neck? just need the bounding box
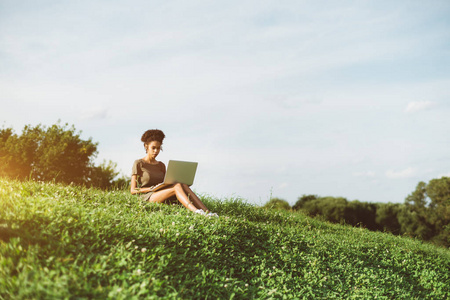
[143,156,158,164]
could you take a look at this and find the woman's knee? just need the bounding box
[173,183,184,191]
[150,188,176,202]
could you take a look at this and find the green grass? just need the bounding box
[0,179,449,299]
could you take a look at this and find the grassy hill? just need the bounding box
[0,179,449,299]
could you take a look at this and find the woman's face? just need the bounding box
[146,141,162,159]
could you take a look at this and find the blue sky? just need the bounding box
[1,0,449,205]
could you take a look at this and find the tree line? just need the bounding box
[265,177,450,247]
[0,122,127,189]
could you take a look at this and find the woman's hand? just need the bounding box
[130,175,151,194]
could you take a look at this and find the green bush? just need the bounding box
[263,198,291,211]
[0,122,124,189]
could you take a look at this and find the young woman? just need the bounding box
[130,129,217,217]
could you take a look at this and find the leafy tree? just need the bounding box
[426,177,450,225]
[291,177,449,247]
[400,177,450,246]
[292,194,318,211]
[294,196,378,230]
[375,203,402,234]
[263,198,291,210]
[293,195,349,223]
[345,201,378,230]
[87,160,120,189]
[405,181,427,208]
[397,206,434,240]
[0,126,37,179]
[0,122,122,189]
[317,197,348,223]
[402,180,435,240]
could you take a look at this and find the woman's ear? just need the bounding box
[144,143,148,153]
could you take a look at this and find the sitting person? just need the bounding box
[130,129,217,217]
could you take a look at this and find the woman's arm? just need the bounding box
[130,174,152,195]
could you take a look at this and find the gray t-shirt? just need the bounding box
[132,159,166,200]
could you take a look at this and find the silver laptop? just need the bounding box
[151,160,198,192]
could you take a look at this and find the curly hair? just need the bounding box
[141,129,165,149]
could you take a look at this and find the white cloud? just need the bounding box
[385,167,416,179]
[404,101,437,113]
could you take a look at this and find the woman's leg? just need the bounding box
[149,183,198,212]
[181,184,210,212]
